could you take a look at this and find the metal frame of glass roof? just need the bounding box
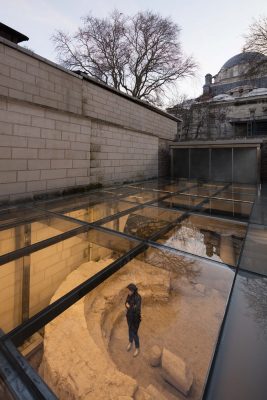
[0,178,264,400]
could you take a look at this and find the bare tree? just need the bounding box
[52,10,197,105]
[189,101,230,140]
[243,16,267,55]
[243,16,267,78]
[167,94,195,140]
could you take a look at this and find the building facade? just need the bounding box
[168,52,267,141]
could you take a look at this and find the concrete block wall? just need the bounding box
[0,40,83,114]
[0,222,116,333]
[82,82,177,140]
[90,122,158,184]
[0,97,91,203]
[0,221,89,332]
[0,258,23,332]
[0,37,177,202]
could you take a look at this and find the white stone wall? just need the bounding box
[0,97,91,202]
[0,38,177,202]
[90,122,158,184]
[82,82,176,140]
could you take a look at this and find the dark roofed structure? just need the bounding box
[0,22,29,44]
[221,52,266,70]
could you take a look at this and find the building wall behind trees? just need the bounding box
[183,96,267,140]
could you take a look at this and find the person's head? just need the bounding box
[127,283,137,295]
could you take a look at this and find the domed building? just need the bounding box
[203,52,267,98]
[168,51,267,182]
[168,51,267,140]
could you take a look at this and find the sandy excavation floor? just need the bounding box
[109,282,227,400]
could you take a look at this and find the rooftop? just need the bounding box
[221,51,266,70]
[0,22,29,44]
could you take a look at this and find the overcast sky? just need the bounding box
[1,0,267,104]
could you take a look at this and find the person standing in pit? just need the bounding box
[125,283,142,357]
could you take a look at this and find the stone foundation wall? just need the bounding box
[0,222,114,333]
[0,38,178,202]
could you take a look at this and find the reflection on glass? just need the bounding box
[200,182,225,189]
[0,228,140,333]
[239,224,267,276]
[128,179,196,193]
[154,214,247,266]
[0,258,24,332]
[201,198,253,220]
[228,184,258,194]
[0,376,14,400]
[0,213,81,257]
[239,273,267,339]
[250,199,267,225]
[123,190,166,204]
[63,200,138,224]
[102,186,141,197]
[102,206,183,239]
[213,191,255,202]
[0,178,260,399]
[157,194,204,211]
[21,246,234,400]
[183,187,217,197]
[0,206,42,227]
[34,191,114,213]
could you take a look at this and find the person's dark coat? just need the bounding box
[125,290,141,330]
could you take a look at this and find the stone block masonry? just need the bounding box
[0,37,179,202]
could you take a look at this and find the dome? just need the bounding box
[221,52,266,70]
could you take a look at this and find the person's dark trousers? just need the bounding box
[128,323,140,348]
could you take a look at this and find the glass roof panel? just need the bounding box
[199,198,253,221]
[212,191,255,202]
[62,200,139,224]
[0,227,140,333]
[239,223,267,276]
[203,270,267,400]
[228,183,258,194]
[199,182,226,189]
[0,179,264,399]
[101,205,183,239]
[0,206,46,228]
[102,186,142,197]
[33,191,115,213]
[0,376,14,400]
[156,194,205,211]
[153,213,247,266]
[122,190,167,204]
[14,245,234,400]
[0,209,82,257]
[127,178,196,192]
[248,198,267,225]
[182,187,219,197]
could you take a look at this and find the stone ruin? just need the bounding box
[39,257,195,399]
